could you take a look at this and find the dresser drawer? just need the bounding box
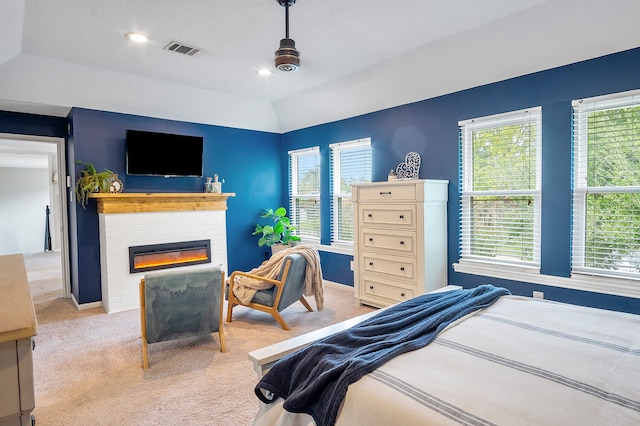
[360,205,415,228]
[356,183,417,202]
[0,341,20,419]
[361,229,416,255]
[362,278,415,303]
[362,252,416,281]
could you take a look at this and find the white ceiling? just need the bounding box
[0,0,639,134]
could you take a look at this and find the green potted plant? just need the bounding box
[75,160,117,208]
[252,207,301,251]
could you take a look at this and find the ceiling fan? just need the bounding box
[274,0,300,72]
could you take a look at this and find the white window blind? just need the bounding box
[459,107,542,267]
[289,147,320,240]
[572,89,640,278]
[329,138,372,244]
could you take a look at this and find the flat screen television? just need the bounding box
[126,130,204,177]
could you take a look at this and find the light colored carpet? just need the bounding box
[23,251,64,304]
[26,254,374,426]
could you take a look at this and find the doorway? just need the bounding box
[0,133,70,301]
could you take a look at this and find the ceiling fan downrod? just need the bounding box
[275,0,300,72]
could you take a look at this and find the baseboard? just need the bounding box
[322,279,352,287]
[71,293,103,311]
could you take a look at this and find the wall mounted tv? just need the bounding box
[126,130,204,177]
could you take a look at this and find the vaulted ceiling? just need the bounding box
[1,0,639,133]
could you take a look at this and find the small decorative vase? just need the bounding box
[204,177,214,193]
[212,174,223,193]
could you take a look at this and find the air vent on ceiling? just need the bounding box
[163,41,200,56]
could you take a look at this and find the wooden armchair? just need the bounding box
[226,253,313,330]
[139,266,227,369]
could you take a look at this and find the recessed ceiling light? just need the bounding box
[126,32,148,43]
[257,68,273,76]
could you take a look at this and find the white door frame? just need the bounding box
[0,133,71,298]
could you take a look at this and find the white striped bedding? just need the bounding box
[253,295,640,425]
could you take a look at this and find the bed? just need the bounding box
[250,285,640,426]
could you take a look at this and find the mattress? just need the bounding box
[253,295,640,425]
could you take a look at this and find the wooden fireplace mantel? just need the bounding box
[89,192,236,214]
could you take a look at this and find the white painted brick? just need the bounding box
[98,210,228,313]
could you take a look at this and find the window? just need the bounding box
[459,107,542,268]
[572,90,640,278]
[329,138,372,244]
[289,147,320,240]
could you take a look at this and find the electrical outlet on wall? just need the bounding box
[533,291,544,299]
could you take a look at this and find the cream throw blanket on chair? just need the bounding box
[231,245,324,310]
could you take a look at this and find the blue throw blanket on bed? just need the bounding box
[255,284,510,426]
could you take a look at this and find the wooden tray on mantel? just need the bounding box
[88,192,236,214]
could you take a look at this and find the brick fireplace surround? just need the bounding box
[90,193,235,313]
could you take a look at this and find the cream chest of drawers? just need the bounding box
[352,179,448,308]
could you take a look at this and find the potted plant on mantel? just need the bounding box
[75,160,121,208]
[252,207,301,254]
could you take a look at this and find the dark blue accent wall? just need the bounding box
[282,47,640,314]
[0,110,67,138]
[319,251,354,286]
[67,108,282,303]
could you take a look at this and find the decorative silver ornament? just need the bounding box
[396,152,421,179]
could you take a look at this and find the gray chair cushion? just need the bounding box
[251,253,307,311]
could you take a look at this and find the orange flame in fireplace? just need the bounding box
[133,248,209,270]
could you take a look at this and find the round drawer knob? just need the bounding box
[369,262,374,266]
[369,285,374,290]
[400,267,405,271]
[369,238,373,242]
[368,214,373,218]
[399,241,405,245]
[399,215,404,219]
[401,293,406,297]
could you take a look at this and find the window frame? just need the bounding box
[288,146,321,242]
[329,138,372,247]
[457,106,543,270]
[571,89,640,281]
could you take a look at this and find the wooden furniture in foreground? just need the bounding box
[227,254,313,330]
[0,254,38,426]
[352,179,448,308]
[139,266,227,369]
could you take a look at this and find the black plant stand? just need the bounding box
[44,205,52,252]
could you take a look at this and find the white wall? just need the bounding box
[0,167,50,254]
